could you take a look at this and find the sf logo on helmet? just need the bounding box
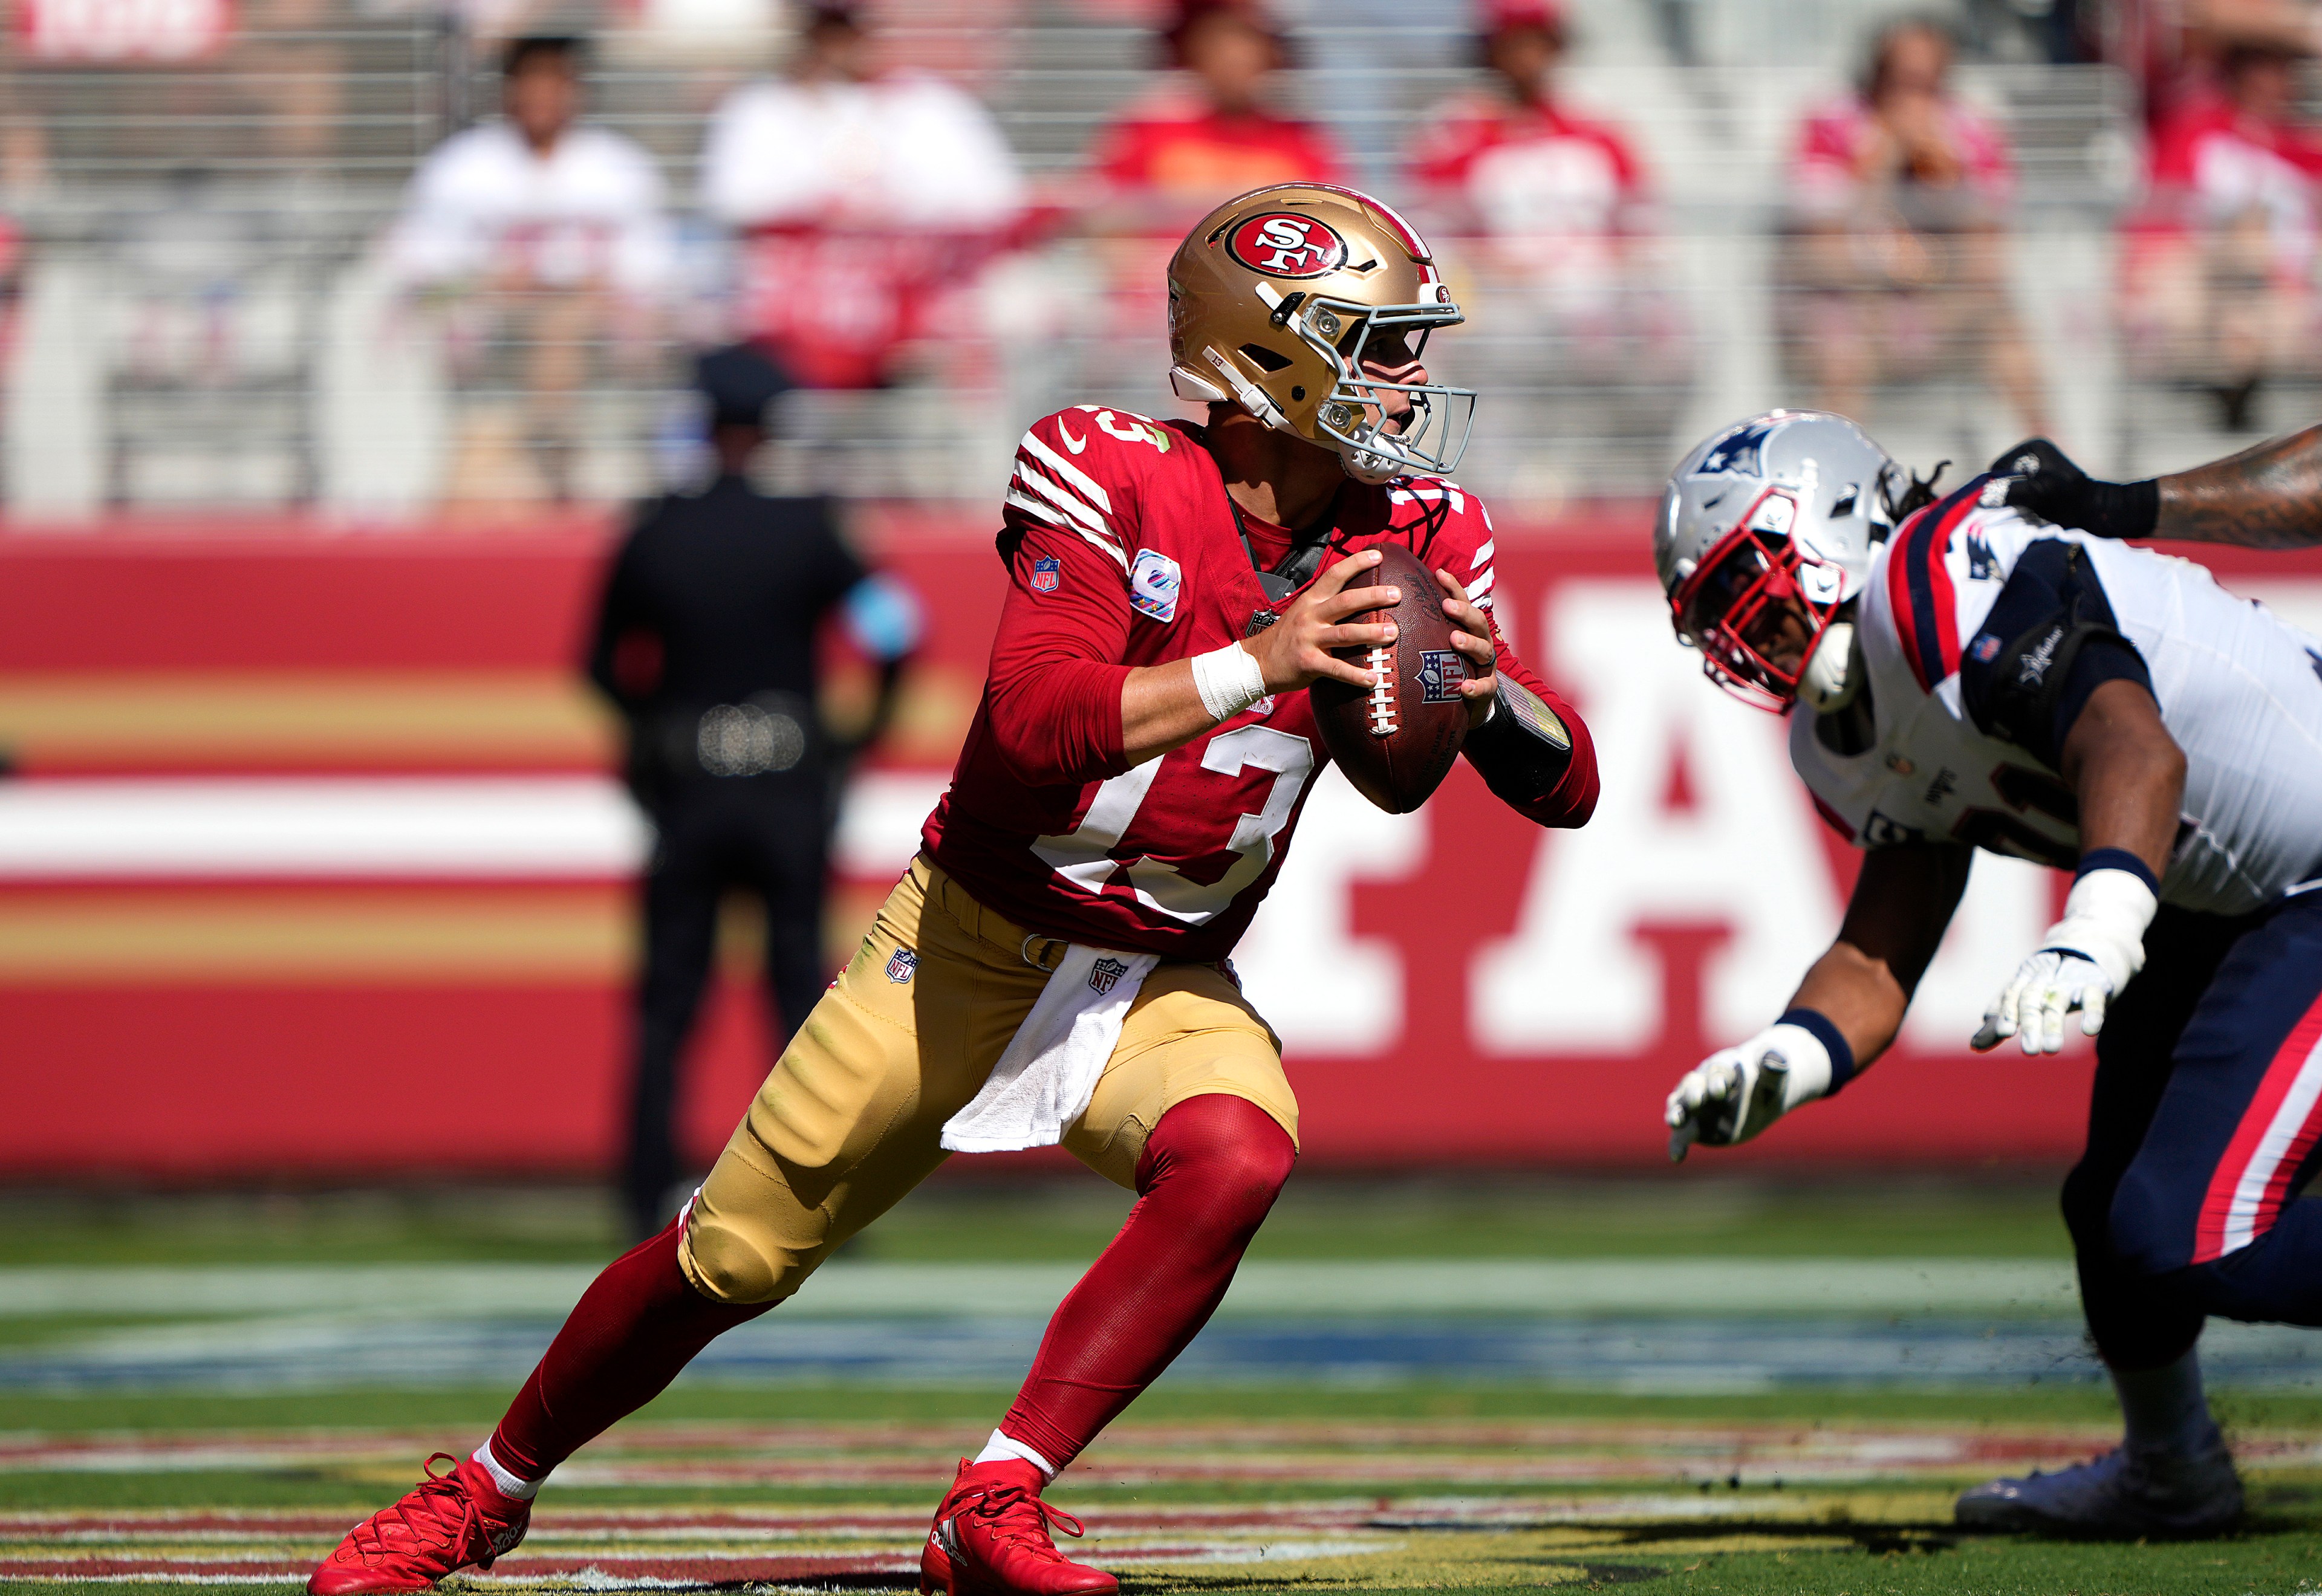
[1226,213,1349,278]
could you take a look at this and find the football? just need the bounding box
[1309,542,1472,814]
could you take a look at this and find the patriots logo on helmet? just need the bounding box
[1224,213,1350,279]
[1693,419,1777,479]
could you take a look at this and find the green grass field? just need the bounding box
[5,1178,2319,1596]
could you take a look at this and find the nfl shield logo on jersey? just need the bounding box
[886,947,919,984]
[1130,549,1182,622]
[1088,956,1131,994]
[1031,556,1061,594]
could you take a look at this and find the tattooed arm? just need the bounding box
[1988,432,2322,550]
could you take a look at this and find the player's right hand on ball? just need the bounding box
[1246,547,1400,694]
[1664,1022,1836,1162]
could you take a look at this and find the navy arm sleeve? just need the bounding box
[1958,538,2152,769]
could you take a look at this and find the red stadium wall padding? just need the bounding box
[0,511,2312,1180]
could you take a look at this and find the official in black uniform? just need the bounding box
[587,344,920,1238]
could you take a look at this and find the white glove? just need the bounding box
[1972,866,2158,1055]
[1665,1021,1835,1162]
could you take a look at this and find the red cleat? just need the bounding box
[921,1459,1118,1596]
[307,1452,530,1594]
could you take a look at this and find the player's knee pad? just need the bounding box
[679,1212,807,1306]
[2106,1164,2196,1281]
[2060,1155,2123,1255]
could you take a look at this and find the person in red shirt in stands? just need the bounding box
[1085,0,1345,233]
[1078,0,1345,407]
[1405,0,1646,326]
[2122,42,2322,428]
[1778,16,2050,436]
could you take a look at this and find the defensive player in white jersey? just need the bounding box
[1653,409,2322,1539]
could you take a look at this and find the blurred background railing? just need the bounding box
[7,0,2317,519]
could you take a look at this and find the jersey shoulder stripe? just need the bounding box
[1887,478,1985,693]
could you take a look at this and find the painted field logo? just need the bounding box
[1030,556,1061,594]
[1416,649,1467,703]
[1224,212,1348,279]
[1088,956,1131,994]
[886,948,919,984]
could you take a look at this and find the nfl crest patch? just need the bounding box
[1030,556,1061,594]
[1087,956,1131,994]
[886,947,919,984]
[1416,649,1467,704]
[1971,632,2002,663]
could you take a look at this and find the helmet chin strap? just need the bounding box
[1338,439,1400,484]
[1797,619,1861,714]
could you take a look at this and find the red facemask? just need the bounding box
[1668,488,1843,713]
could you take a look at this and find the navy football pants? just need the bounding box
[2066,890,2322,1370]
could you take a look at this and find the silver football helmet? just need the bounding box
[1656,410,1908,713]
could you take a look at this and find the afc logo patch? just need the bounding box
[1130,548,1182,622]
[1030,556,1061,594]
[1416,648,1467,703]
[886,947,919,984]
[1223,212,1350,279]
[1088,956,1131,994]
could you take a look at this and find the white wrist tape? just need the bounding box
[2041,868,2159,993]
[1191,642,1267,723]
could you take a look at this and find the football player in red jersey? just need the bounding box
[307,183,1598,1596]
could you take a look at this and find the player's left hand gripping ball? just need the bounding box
[1971,865,2158,1055]
[1664,1022,1835,1161]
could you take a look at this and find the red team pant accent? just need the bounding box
[488,1216,769,1482]
[1000,1095,1295,1472]
[2194,993,2322,1265]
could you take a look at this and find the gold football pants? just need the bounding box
[677,855,1298,1305]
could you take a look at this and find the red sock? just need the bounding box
[488,1215,769,1482]
[1000,1095,1295,1473]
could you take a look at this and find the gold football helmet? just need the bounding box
[1166,183,1474,484]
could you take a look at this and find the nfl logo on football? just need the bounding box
[1417,649,1466,704]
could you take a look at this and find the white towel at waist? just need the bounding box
[940,944,1160,1153]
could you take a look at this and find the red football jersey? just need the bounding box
[920,405,1595,962]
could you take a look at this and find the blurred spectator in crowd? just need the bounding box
[388,36,673,504]
[700,2,1024,390]
[1402,0,1688,504]
[1406,0,1663,357]
[1073,0,1341,411]
[587,343,922,1240]
[1778,17,2050,436]
[2121,43,2322,427]
[2106,0,2322,125]
[1085,0,1345,232]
